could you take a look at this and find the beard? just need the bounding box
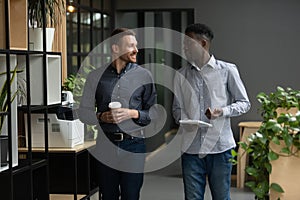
[119,51,137,63]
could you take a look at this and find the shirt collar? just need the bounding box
[109,62,134,74]
[190,55,216,71]
[207,55,216,69]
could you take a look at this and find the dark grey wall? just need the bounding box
[116,0,300,136]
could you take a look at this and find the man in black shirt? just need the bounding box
[79,28,157,200]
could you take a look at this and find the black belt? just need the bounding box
[105,132,136,142]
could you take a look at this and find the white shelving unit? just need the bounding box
[18,54,61,106]
[0,54,18,172]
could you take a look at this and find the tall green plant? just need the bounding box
[233,86,300,200]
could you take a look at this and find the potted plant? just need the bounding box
[0,66,22,167]
[28,0,65,51]
[62,64,98,141]
[234,86,300,199]
[62,74,76,92]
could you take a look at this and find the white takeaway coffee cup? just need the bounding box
[108,101,122,109]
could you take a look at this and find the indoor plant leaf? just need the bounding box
[268,151,279,161]
[271,136,280,145]
[270,183,284,193]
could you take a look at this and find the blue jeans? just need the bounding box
[97,137,146,200]
[181,149,233,200]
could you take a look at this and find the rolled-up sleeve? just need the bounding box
[222,66,251,117]
[133,82,157,126]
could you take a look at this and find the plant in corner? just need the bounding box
[234,86,300,200]
[62,65,98,141]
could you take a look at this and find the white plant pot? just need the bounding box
[29,27,55,51]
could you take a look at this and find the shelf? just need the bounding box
[18,105,49,112]
[1,159,48,175]
[18,104,62,113]
[19,141,96,153]
[50,194,86,200]
[0,164,8,172]
[11,158,48,175]
[17,54,62,106]
[0,0,68,199]
[0,111,8,116]
[0,54,18,172]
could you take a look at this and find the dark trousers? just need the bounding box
[97,137,146,200]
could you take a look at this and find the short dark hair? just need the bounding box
[110,28,136,45]
[185,23,214,41]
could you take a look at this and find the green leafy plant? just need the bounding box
[72,64,97,105]
[62,74,76,92]
[62,63,96,104]
[28,0,65,28]
[0,66,23,134]
[233,86,300,200]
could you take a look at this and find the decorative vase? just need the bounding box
[29,27,55,51]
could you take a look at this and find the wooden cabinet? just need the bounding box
[236,121,261,188]
[19,141,99,200]
[0,2,64,199]
[0,0,28,50]
[0,0,67,77]
[0,0,5,48]
[9,0,27,50]
[270,150,300,200]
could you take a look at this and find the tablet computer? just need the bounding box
[179,119,212,127]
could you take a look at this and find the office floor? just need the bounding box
[89,158,255,200]
[89,173,254,200]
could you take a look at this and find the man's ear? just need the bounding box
[111,44,119,54]
[201,39,207,48]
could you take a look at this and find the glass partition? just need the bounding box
[66,0,113,74]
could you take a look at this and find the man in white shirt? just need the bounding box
[172,23,251,200]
